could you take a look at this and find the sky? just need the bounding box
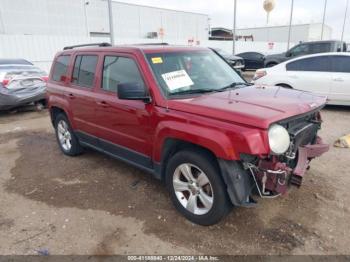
[116,0,350,42]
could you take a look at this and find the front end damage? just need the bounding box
[245,136,329,197]
[220,109,329,206]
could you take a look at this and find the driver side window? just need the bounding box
[102,56,145,93]
[290,44,309,57]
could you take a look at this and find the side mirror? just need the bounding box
[285,51,291,57]
[117,82,151,103]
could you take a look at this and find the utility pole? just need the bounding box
[287,0,294,50]
[321,0,328,40]
[341,0,349,42]
[107,0,115,45]
[82,1,90,37]
[232,0,237,55]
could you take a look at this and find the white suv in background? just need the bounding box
[253,52,350,106]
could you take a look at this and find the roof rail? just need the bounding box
[63,42,112,50]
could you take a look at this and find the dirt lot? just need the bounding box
[0,105,349,255]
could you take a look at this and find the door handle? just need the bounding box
[333,77,344,82]
[66,93,75,99]
[96,100,110,108]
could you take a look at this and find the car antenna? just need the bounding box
[228,89,233,104]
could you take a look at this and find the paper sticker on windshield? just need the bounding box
[161,70,194,91]
[151,57,163,64]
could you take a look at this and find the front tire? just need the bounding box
[54,114,83,156]
[165,150,232,226]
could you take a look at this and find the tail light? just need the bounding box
[1,74,15,87]
[253,70,267,81]
[2,79,10,87]
[41,76,49,82]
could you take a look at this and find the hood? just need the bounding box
[223,54,243,61]
[167,85,327,129]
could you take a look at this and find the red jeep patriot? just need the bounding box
[47,43,329,225]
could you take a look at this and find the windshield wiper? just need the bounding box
[216,82,252,92]
[169,89,215,96]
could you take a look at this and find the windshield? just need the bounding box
[146,50,245,97]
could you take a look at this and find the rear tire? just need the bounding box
[54,113,83,156]
[266,62,277,68]
[165,149,232,226]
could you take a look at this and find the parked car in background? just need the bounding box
[264,40,347,68]
[47,43,329,225]
[0,58,48,110]
[0,59,48,87]
[236,52,265,70]
[211,48,245,70]
[253,52,350,106]
[0,58,33,66]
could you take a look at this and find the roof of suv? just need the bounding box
[58,44,209,56]
[298,40,345,44]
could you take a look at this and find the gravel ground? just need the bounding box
[0,102,349,255]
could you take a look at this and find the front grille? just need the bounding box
[278,111,321,167]
[278,110,321,148]
[289,122,319,149]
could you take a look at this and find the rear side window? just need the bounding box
[72,55,98,87]
[52,55,70,82]
[310,43,331,53]
[286,56,331,72]
[331,56,350,73]
[102,56,145,93]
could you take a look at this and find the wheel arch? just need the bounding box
[50,106,67,126]
[158,137,219,181]
[276,83,293,89]
[265,61,279,67]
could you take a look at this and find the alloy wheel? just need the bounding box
[172,163,214,215]
[57,120,72,151]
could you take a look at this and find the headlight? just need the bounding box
[268,124,290,154]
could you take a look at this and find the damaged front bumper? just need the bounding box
[247,136,329,197]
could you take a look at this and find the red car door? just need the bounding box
[93,53,154,161]
[68,53,100,139]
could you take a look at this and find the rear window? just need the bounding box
[331,56,350,73]
[310,43,331,53]
[52,55,70,82]
[72,55,98,87]
[286,56,331,72]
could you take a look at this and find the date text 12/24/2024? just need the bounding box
[127,255,220,261]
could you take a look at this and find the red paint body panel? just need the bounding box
[46,45,327,165]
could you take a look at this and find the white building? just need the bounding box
[0,0,209,42]
[0,0,209,70]
[237,23,332,43]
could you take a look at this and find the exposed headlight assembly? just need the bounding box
[268,124,290,155]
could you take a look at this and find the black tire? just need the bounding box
[276,83,293,89]
[54,113,83,156]
[266,62,277,68]
[165,149,232,226]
